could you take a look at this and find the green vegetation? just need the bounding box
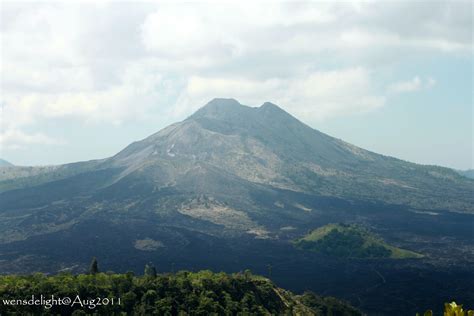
[416,301,474,316]
[298,292,363,316]
[0,269,361,315]
[295,223,423,259]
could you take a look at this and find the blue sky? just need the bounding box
[0,1,472,169]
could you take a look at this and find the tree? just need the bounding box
[89,257,99,274]
[243,269,252,281]
[122,291,137,314]
[144,264,157,277]
[267,264,272,278]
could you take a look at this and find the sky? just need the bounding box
[0,1,472,169]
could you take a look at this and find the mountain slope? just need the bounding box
[0,159,13,167]
[0,159,105,192]
[0,98,472,244]
[105,98,473,212]
[458,169,474,179]
[2,99,472,211]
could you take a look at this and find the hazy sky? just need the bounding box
[1,1,472,169]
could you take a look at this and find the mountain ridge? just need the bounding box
[0,99,472,212]
[0,158,13,167]
[457,169,474,179]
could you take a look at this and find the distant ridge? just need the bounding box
[0,159,13,167]
[457,169,474,179]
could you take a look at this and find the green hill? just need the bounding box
[0,270,361,315]
[295,223,423,259]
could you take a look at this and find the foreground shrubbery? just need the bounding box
[417,302,474,316]
[416,302,474,316]
[0,270,361,315]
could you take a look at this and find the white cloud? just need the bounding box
[141,7,232,58]
[388,76,437,93]
[0,129,65,150]
[0,1,470,151]
[173,67,385,121]
[140,3,336,61]
[1,60,175,130]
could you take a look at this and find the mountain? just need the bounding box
[457,169,474,179]
[0,98,473,315]
[0,158,13,167]
[107,98,472,212]
[4,98,471,209]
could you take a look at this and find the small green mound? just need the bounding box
[295,223,423,259]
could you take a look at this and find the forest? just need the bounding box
[0,264,362,315]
